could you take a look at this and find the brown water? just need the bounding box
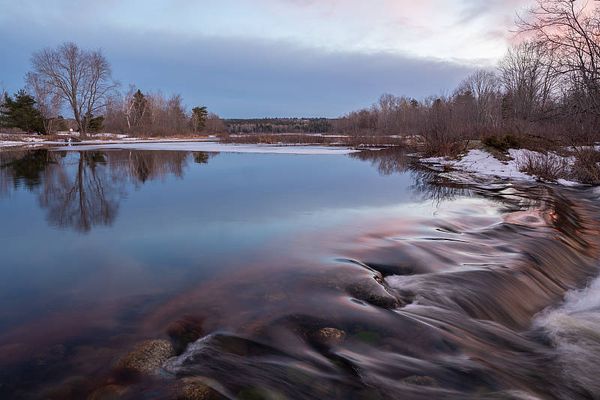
[0,146,599,399]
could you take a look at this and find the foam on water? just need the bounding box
[534,272,600,395]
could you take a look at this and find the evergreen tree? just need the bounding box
[191,106,208,133]
[84,113,105,133]
[0,90,45,133]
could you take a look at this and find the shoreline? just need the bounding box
[2,135,597,186]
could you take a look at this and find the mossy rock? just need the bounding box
[116,339,174,375]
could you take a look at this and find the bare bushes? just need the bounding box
[517,151,570,182]
[571,149,600,185]
[516,148,600,184]
[482,134,521,153]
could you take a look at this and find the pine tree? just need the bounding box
[0,90,46,133]
[191,106,208,133]
[85,113,104,133]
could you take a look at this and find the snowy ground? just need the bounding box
[48,141,360,155]
[422,148,581,186]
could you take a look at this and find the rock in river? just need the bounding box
[116,339,175,375]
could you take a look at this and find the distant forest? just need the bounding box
[224,118,335,134]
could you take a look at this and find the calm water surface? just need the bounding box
[0,146,599,399]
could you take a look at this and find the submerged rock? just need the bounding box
[312,327,346,347]
[178,377,222,400]
[116,339,174,375]
[346,277,399,309]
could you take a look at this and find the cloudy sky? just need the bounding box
[0,0,530,117]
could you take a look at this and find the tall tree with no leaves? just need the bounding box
[499,42,559,121]
[518,0,600,117]
[25,72,63,134]
[30,42,116,137]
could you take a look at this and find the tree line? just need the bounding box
[225,118,333,134]
[334,0,600,154]
[0,42,223,137]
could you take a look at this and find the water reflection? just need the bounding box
[351,148,471,204]
[1,150,216,232]
[350,147,411,176]
[1,147,598,399]
[1,147,461,233]
[0,149,57,191]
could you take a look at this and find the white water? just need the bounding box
[534,272,600,394]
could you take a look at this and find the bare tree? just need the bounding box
[456,70,502,128]
[25,72,63,134]
[124,86,149,132]
[204,113,227,135]
[31,42,116,137]
[499,42,559,121]
[518,0,600,117]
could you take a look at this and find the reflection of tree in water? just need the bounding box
[0,149,58,192]
[108,151,190,186]
[410,168,471,205]
[193,152,211,164]
[1,149,215,232]
[39,152,121,232]
[350,147,411,176]
[351,147,470,204]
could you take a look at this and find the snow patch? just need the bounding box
[454,149,535,181]
[421,148,582,186]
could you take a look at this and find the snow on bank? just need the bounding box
[51,141,360,155]
[422,148,581,186]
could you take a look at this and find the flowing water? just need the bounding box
[0,146,599,400]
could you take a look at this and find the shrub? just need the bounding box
[571,149,600,185]
[482,134,521,152]
[517,151,570,182]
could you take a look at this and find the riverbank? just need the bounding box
[0,132,418,150]
[2,132,599,186]
[421,147,600,187]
